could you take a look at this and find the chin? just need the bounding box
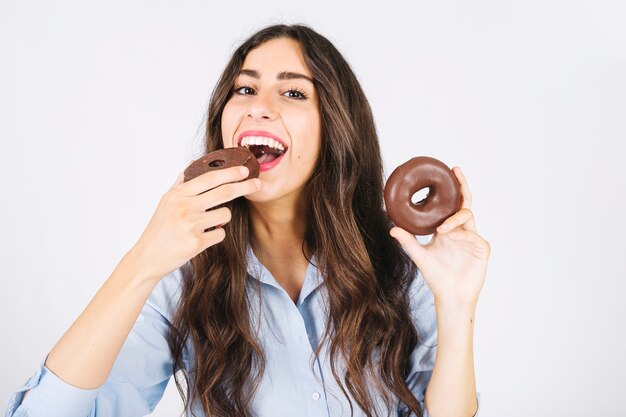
[243,184,301,206]
[243,189,273,204]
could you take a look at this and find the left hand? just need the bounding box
[389,166,490,309]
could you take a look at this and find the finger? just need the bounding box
[198,227,227,249]
[437,208,476,233]
[179,166,252,197]
[452,166,472,209]
[193,177,261,211]
[389,226,427,268]
[197,206,232,231]
[445,230,491,254]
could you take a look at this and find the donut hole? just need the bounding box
[208,159,225,168]
[411,187,430,205]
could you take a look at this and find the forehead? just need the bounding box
[241,38,311,78]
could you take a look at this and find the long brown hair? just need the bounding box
[168,24,423,417]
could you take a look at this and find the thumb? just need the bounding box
[389,226,427,268]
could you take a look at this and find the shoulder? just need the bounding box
[144,267,184,324]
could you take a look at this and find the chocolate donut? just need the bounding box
[384,156,461,235]
[184,147,260,183]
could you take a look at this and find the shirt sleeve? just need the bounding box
[5,269,184,417]
[399,269,481,417]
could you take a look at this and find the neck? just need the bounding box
[248,193,310,265]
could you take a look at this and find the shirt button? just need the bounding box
[312,392,321,400]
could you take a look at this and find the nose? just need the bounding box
[246,92,277,121]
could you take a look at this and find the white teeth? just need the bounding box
[240,136,286,151]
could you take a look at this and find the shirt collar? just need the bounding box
[245,243,323,306]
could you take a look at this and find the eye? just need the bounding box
[233,85,255,95]
[283,88,308,100]
[232,85,308,100]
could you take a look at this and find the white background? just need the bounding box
[1,1,625,416]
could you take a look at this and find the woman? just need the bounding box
[6,24,489,417]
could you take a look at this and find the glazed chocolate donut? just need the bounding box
[384,156,461,235]
[184,147,260,183]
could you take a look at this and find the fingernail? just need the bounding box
[240,166,249,176]
[439,224,448,231]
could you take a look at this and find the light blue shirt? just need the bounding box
[5,244,480,416]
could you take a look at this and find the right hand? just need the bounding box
[127,161,261,283]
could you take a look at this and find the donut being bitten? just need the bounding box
[184,147,260,183]
[384,156,461,235]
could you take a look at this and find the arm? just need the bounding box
[391,166,489,417]
[41,164,258,389]
[425,300,478,417]
[44,250,161,390]
[6,268,182,417]
[400,271,481,417]
[6,164,259,416]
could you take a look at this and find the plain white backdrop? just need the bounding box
[1,1,625,416]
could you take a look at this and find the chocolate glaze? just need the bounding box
[384,156,461,235]
[184,147,260,183]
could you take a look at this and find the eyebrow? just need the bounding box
[239,69,314,84]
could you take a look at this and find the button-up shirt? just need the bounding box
[5,245,480,416]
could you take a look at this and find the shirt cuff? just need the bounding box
[6,359,100,417]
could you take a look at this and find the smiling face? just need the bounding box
[221,37,321,204]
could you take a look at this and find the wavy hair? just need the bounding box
[167,24,423,417]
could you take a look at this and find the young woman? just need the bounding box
[6,24,489,417]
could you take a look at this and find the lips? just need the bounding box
[257,152,285,172]
[236,130,289,172]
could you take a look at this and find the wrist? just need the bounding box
[434,299,476,353]
[115,246,162,289]
[434,296,478,315]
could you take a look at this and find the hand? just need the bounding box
[389,167,490,309]
[127,161,262,283]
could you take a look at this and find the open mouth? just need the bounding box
[239,136,288,164]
